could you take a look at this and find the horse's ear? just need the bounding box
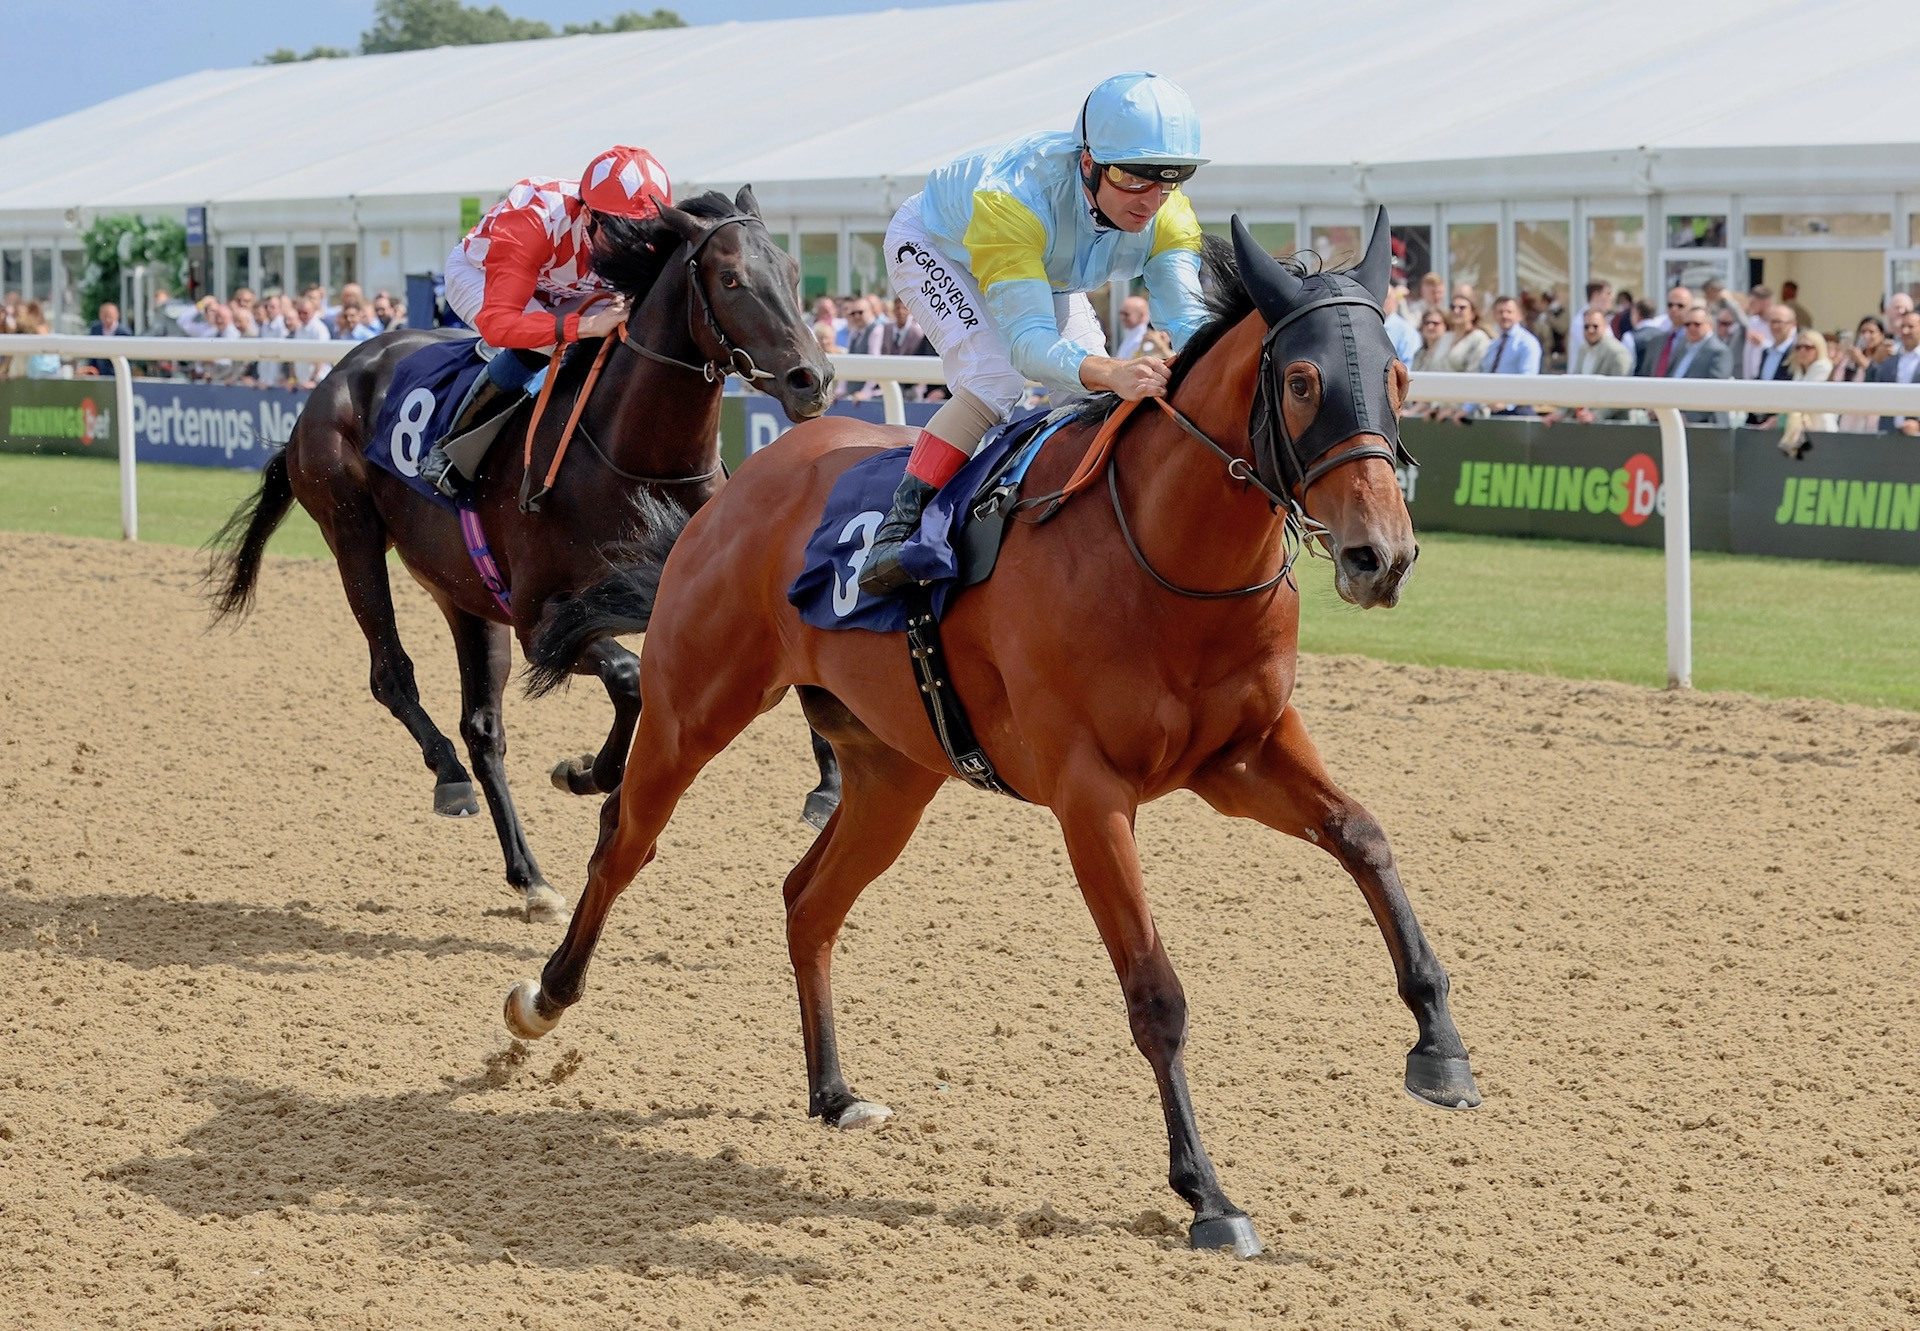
[734,183,762,219]
[655,205,707,246]
[1354,206,1392,304]
[1232,214,1304,324]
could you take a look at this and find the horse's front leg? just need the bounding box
[1055,772,1262,1258]
[1190,705,1480,1110]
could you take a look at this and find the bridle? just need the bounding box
[1104,278,1416,600]
[621,213,780,385]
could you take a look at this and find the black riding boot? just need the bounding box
[419,378,509,498]
[857,474,938,596]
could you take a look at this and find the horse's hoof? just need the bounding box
[504,979,561,1039]
[1189,1212,1263,1258]
[801,789,839,832]
[828,1100,893,1130]
[522,884,570,925]
[1404,1051,1482,1110]
[550,754,598,795]
[434,780,479,817]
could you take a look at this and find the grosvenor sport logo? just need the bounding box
[1450,453,1663,527]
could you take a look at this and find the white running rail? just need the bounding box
[11,337,1920,690]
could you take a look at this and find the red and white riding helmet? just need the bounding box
[578,145,672,219]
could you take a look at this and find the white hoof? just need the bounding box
[834,1100,893,1130]
[522,884,571,925]
[504,979,560,1040]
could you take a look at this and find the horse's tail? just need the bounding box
[524,488,692,699]
[204,449,295,623]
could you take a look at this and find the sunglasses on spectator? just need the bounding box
[1100,162,1197,193]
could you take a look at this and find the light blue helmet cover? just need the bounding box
[1076,72,1209,167]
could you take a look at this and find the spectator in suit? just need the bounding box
[1868,309,1920,435]
[1634,286,1692,377]
[1474,295,1541,417]
[1883,292,1913,336]
[1112,295,1150,358]
[1568,309,1633,422]
[287,296,332,389]
[79,300,133,376]
[1663,304,1732,426]
[1609,289,1635,342]
[1738,284,1773,378]
[1748,304,1798,426]
[842,296,888,399]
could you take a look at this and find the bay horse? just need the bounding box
[206,188,838,923]
[504,210,1479,1255]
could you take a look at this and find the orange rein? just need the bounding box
[518,293,624,512]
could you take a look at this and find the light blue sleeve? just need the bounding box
[984,276,1091,397]
[1513,331,1542,376]
[1142,247,1208,350]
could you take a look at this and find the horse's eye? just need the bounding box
[1288,375,1311,398]
[720,272,742,290]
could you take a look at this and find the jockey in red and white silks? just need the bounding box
[443,144,670,350]
[420,145,672,497]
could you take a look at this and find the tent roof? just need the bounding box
[2,0,1915,213]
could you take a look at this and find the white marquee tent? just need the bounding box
[5,0,1919,329]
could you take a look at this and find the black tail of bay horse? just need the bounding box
[206,186,841,923]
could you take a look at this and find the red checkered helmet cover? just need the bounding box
[578,146,672,218]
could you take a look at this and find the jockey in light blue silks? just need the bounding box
[858,71,1211,595]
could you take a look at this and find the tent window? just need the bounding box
[1447,223,1497,298]
[1587,216,1644,295]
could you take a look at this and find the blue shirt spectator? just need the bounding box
[1474,296,1541,416]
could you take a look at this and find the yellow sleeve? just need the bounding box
[962,189,1049,289]
[1147,190,1203,260]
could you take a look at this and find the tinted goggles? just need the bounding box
[1101,162,1199,192]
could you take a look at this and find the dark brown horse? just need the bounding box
[207,188,837,923]
[503,211,1479,1255]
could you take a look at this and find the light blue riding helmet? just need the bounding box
[1076,71,1209,171]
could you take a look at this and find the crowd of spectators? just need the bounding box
[1,283,406,389]
[1388,272,1920,436]
[7,268,1920,433]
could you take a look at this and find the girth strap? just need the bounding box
[904,593,1023,799]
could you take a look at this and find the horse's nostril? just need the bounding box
[785,366,819,396]
[1343,545,1382,577]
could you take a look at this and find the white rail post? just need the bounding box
[111,355,137,541]
[881,379,906,427]
[1653,407,1691,690]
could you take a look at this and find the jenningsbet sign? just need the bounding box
[0,378,308,469]
[722,398,1920,565]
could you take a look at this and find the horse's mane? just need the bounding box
[588,190,741,306]
[1071,234,1323,425]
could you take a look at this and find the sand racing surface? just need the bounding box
[1,528,1916,1330]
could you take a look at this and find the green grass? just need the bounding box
[0,452,330,558]
[5,453,1917,710]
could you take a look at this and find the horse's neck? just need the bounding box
[1118,316,1282,593]
[593,260,723,473]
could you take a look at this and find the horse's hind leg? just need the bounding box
[1190,704,1479,1111]
[783,688,942,1128]
[549,638,641,797]
[326,504,474,815]
[443,607,568,924]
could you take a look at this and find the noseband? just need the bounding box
[1103,278,1417,600]
[623,214,779,384]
